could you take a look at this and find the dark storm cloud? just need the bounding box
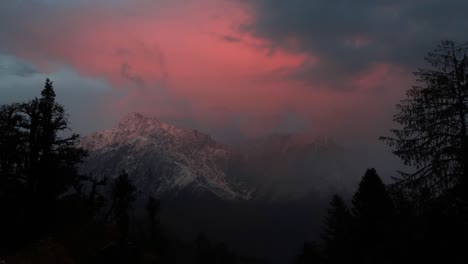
[240,0,468,89]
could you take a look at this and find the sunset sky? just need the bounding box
[1,0,467,145]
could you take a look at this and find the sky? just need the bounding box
[1,0,467,147]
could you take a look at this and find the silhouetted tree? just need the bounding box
[321,195,351,264]
[146,195,160,241]
[380,41,468,262]
[38,78,58,157]
[109,170,137,241]
[33,79,85,201]
[86,175,108,213]
[381,41,468,197]
[0,104,25,179]
[71,173,108,217]
[0,79,87,250]
[351,168,395,263]
[0,104,27,252]
[352,169,394,221]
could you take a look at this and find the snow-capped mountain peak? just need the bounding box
[80,113,251,200]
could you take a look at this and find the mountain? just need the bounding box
[77,113,393,263]
[228,134,364,200]
[79,113,365,262]
[80,112,366,202]
[80,113,252,200]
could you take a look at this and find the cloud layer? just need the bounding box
[1,0,466,143]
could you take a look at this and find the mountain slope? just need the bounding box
[80,113,251,200]
[227,134,364,199]
[80,113,368,201]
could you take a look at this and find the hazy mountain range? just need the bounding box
[76,112,396,262]
[80,112,369,201]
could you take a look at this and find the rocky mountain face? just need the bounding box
[80,113,252,200]
[80,113,363,201]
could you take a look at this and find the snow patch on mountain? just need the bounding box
[80,113,252,200]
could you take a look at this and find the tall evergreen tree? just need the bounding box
[110,170,137,241]
[146,195,160,242]
[0,104,25,179]
[0,79,87,250]
[352,169,394,220]
[321,194,351,264]
[351,168,395,263]
[18,79,86,201]
[38,78,57,157]
[0,104,27,251]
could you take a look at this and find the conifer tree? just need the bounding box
[146,195,160,242]
[0,79,87,249]
[0,104,24,179]
[110,170,137,241]
[19,78,86,201]
[351,168,395,263]
[321,194,351,263]
[352,169,394,221]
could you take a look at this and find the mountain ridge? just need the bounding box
[80,112,252,200]
[80,112,362,201]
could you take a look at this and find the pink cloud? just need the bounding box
[4,0,412,138]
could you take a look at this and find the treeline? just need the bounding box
[0,80,246,263]
[296,40,468,264]
[297,168,466,263]
[0,79,88,250]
